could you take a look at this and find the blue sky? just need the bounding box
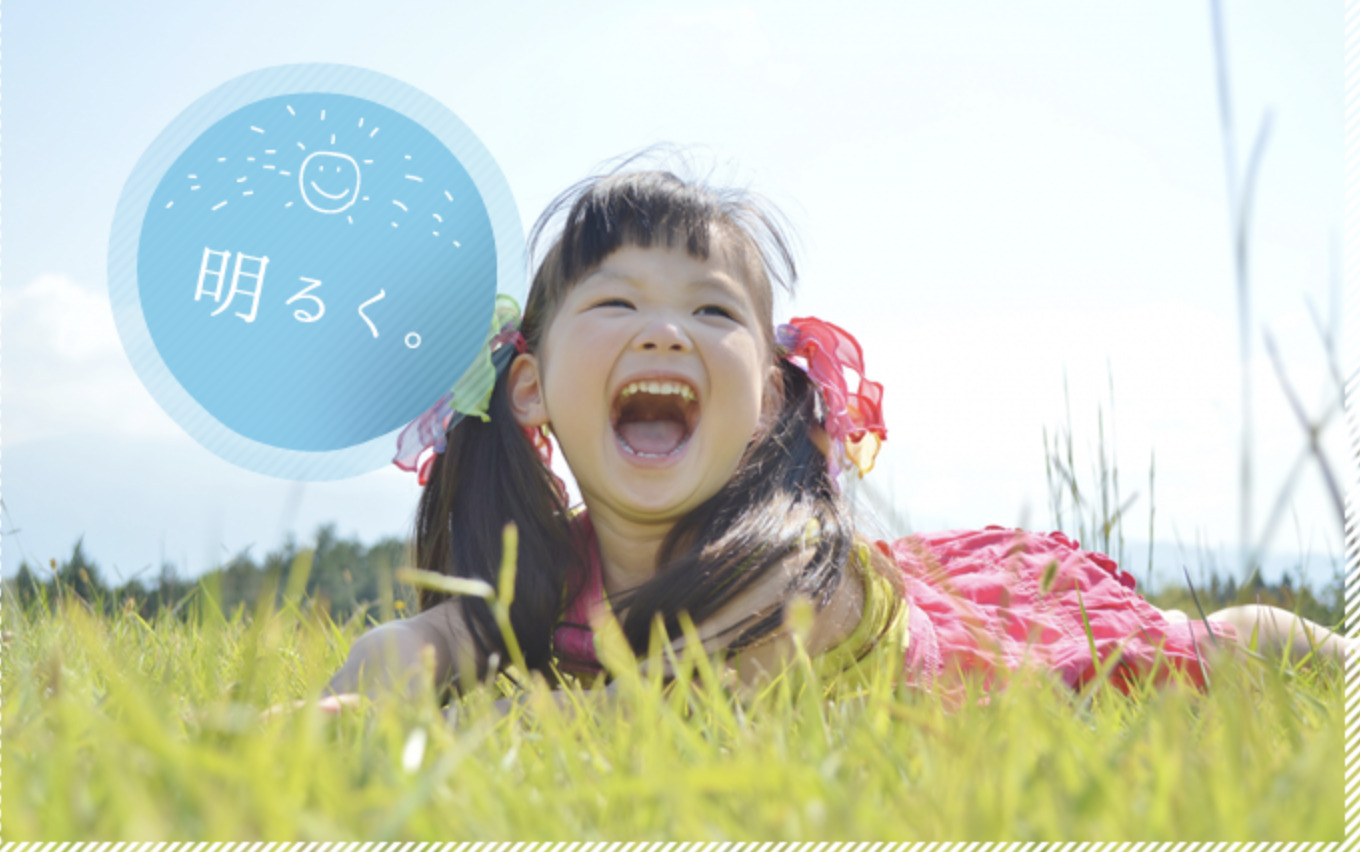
[3,1,1348,589]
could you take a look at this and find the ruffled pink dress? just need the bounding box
[554,517,1234,693]
[890,526,1233,694]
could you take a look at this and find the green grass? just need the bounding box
[6,326,1345,840]
[3,575,1344,841]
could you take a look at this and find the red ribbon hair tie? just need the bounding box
[776,317,887,477]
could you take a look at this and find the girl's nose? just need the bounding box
[634,317,692,353]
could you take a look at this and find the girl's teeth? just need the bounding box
[619,380,695,401]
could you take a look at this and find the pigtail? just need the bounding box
[414,365,576,679]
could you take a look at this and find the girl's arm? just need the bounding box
[325,598,479,702]
[1202,604,1354,664]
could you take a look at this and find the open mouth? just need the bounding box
[611,379,700,459]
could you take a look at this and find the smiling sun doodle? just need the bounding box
[300,151,361,213]
[114,69,518,479]
[170,99,468,242]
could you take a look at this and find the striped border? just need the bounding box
[0,0,5,839]
[0,842,1351,851]
[1350,0,1360,847]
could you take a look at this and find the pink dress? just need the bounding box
[891,526,1233,694]
[553,517,1234,693]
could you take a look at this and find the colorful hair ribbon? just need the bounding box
[393,294,550,485]
[776,316,887,478]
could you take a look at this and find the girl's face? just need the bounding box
[520,237,773,523]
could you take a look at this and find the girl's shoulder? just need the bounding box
[809,538,911,687]
[552,513,918,685]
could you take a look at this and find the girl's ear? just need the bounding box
[507,354,550,428]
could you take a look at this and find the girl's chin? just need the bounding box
[599,431,712,517]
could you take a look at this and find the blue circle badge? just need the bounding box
[109,65,523,480]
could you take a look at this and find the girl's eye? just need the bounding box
[696,305,736,320]
[593,298,635,310]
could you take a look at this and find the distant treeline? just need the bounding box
[1144,567,1344,635]
[6,525,1346,631]
[6,525,419,626]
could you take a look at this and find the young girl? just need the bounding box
[326,169,1351,707]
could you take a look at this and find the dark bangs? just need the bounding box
[520,170,798,349]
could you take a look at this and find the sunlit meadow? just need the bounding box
[2,519,1346,841]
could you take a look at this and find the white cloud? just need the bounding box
[4,274,183,445]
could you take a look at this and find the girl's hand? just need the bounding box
[259,692,364,722]
[326,600,472,702]
[317,692,364,714]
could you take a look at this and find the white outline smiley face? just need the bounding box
[299,151,361,213]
